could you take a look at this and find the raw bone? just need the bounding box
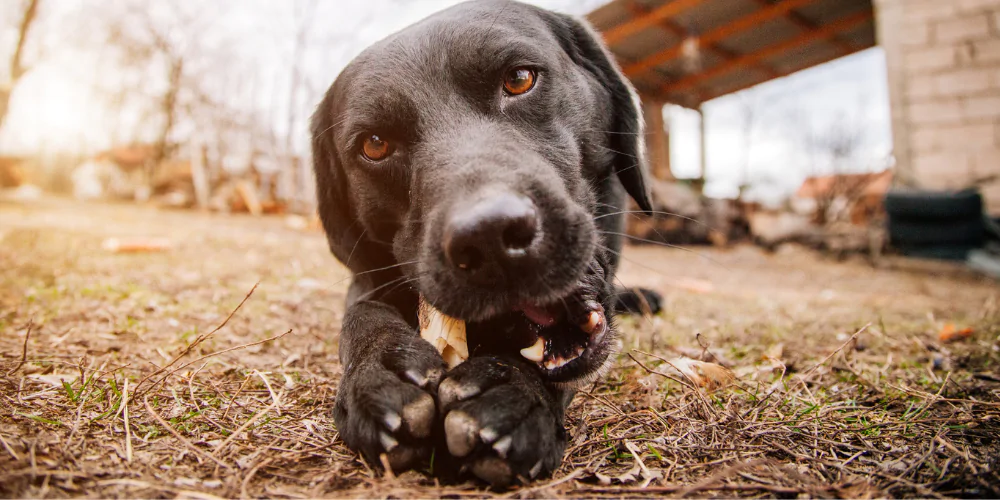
[418,296,468,369]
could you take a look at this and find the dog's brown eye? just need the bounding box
[362,134,393,161]
[503,68,536,95]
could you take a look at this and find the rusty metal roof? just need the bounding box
[587,0,876,108]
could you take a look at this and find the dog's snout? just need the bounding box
[442,192,539,277]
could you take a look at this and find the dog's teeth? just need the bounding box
[520,337,545,363]
[582,310,603,334]
[544,356,569,370]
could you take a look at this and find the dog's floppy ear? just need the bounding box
[546,12,653,213]
[311,89,373,274]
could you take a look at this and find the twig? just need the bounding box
[502,469,583,498]
[254,370,281,416]
[240,457,273,499]
[142,395,231,470]
[628,352,692,388]
[675,459,764,497]
[378,454,397,480]
[935,435,979,475]
[0,433,20,461]
[123,378,132,463]
[800,323,870,377]
[222,374,252,421]
[211,397,282,459]
[577,483,814,495]
[5,321,33,377]
[137,328,292,403]
[133,283,258,398]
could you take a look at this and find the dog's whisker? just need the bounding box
[344,227,369,270]
[355,273,424,303]
[609,273,658,329]
[591,143,638,159]
[595,208,727,266]
[597,230,730,270]
[594,209,720,233]
[367,275,423,303]
[581,127,648,137]
[327,259,421,292]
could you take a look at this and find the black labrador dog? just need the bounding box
[311,0,661,485]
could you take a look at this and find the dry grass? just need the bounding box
[1,198,998,498]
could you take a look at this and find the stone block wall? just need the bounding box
[875,0,1000,212]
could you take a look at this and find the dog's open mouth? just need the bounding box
[460,297,611,382]
[513,302,608,372]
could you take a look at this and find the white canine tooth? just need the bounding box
[582,311,602,333]
[520,337,545,363]
[544,356,570,370]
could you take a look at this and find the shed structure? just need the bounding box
[585,0,876,181]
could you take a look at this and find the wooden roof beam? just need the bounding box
[623,0,819,78]
[623,0,779,78]
[698,41,869,102]
[661,10,872,95]
[750,0,855,53]
[602,0,704,45]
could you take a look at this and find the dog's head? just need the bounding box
[312,0,651,386]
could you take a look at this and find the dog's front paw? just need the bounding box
[438,356,566,486]
[334,335,445,473]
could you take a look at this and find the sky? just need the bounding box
[0,0,892,203]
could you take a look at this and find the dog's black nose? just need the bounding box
[443,192,539,277]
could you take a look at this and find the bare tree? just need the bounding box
[1,0,41,133]
[735,92,762,192]
[282,0,319,206]
[793,109,878,225]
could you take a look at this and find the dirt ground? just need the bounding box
[1,197,999,498]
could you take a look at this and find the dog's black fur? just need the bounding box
[311,0,661,485]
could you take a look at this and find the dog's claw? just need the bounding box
[404,369,428,387]
[439,378,481,409]
[479,426,499,444]
[529,459,544,479]
[492,434,513,458]
[383,411,402,432]
[379,431,399,452]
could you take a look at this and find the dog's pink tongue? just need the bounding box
[518,303,558,327]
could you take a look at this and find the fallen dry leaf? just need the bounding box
[102,237,171,253]
[667,357,736,391]
[938,323,973,343]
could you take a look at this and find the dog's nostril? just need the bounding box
[501,216,537,255]
[443,192,539,275]
[452,245,484,271]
